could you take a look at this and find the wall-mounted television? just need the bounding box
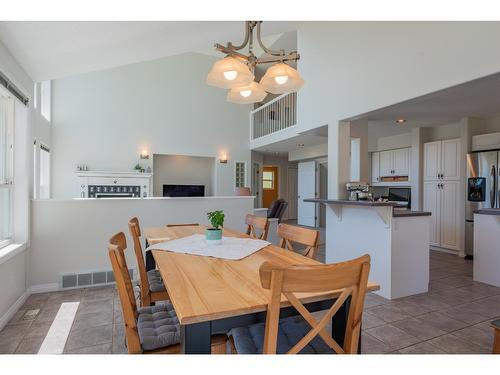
[163,184,205,197]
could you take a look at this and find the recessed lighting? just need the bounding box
[298,143,305,147]
[395,118,407,124]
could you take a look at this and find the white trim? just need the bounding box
[0,242,27,266]
[0,289,29,331]
[29,282,59,294]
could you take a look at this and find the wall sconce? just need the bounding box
[219,153,228,164]
[140,149,149,159]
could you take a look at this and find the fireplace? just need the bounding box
[163,184,205,197]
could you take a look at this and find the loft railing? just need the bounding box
[250,92,297,139]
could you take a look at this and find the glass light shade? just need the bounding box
[206,57,254,89]
[260,63,304,94]
[227,81,267,104]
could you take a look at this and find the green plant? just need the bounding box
[134,163,143,171]
[207,210,224,230]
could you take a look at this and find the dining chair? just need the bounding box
[128,217,169,307]
[277,223,320,259]
[245,214,270,240]
[108,232,227,354]
[492,319,500,354]
[227,254,371,354]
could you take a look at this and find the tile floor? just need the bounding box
[0,250,498,354]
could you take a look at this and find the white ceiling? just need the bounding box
[0,21,302,81]
[352,72,500,136]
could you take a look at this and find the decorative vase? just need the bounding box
[206,228,222,244]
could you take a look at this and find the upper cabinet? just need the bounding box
[424,138,461,181]
[371,147,410,185]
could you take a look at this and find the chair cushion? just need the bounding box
[137,302,180,351]
[147,269,166,292]
[228,316,334,354]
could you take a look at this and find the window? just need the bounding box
[235,161,246,188]
[40,80,51,122]
[34,82,38,109]
[0,91,13,248]
[262,170,275,190]
[39,144,51,199]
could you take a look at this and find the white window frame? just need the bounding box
[40,80,51,122]
[0,90,14,249]
[234,161,247,188]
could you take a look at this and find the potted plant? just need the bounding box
[134,163,145,173]
[206,210,224,244]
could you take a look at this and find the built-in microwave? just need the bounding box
[388,187,411,209]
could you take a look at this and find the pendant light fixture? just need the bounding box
[206,56,254,89]
[227,81,267,104]
[207,21,304,104]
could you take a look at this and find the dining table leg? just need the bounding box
[331,297,362,354]
[181,321,212,354]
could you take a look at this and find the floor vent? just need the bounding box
[22,309,40,321]
[61,268,134,289]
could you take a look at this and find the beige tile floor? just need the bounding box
[0,250,498,354]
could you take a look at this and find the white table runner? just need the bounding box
[146,234,270,260]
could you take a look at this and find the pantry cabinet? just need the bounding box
[423,138,462,251]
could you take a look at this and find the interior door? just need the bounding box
[287,167,298,220]
[423,181,441,247]
[262,166,278,208]
[297,161,316,227]
[441,139,461,181]
[379,150,393,177]
[440,181,460,250]
[393,148,409,176]
[424,141,441,181]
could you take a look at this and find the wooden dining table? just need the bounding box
[144,224,380,354]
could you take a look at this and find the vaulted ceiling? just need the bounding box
[0,21,302,81]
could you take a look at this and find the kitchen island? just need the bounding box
[306,199,431,299]
[473,209,500,287]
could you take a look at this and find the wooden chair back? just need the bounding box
[108,232,142,353]
[245,214,270,240]
[128,217,150,302]
[259,254,371,354]
[277,223,319,259]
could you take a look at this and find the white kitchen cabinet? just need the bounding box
[379,150,393,177]
[376,148,410,178]
[423,181,441,247]
[440,181,460,250]
[424,138,461,181]
[393,148,410,176]
[371,152,380,183]
[423,177,461,250]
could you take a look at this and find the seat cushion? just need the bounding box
[147,269,166,292]
[137,302,180,351]
[228,316,334,354]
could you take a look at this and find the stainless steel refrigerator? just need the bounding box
[465,150,500,257]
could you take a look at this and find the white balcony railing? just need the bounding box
[250,92,297,140]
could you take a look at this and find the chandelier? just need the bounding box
[206,21,304,104]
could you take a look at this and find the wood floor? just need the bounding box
[0,250,498,354]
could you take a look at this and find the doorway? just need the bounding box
[262,166,278,208]
[287,166,298,220]
[252,162,261,208]
[318,162,328,227]
[297,161,317,227]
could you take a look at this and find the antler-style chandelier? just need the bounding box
[206,21,304,104]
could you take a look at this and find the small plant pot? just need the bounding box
[206,228,222,244]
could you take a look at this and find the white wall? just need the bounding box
[0,252,28,330]
[289,143,327,161]
[152,154,215,196]
[51,52,251,198]
[29,197,254,288]
[297,22,500,199]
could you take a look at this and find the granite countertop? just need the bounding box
[304,199,431,217]
[474,208,500,216]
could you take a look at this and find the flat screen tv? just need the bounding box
[163,184,205,197]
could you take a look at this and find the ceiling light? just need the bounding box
[260,63,304,94]
[227,81,267,104]
[395,118,407,124]
[208,21,303,103]
[206,56,254,89]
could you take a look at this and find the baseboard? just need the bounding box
[29,283,59,294]
[430,246,460,256]
[0,290,30,331]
